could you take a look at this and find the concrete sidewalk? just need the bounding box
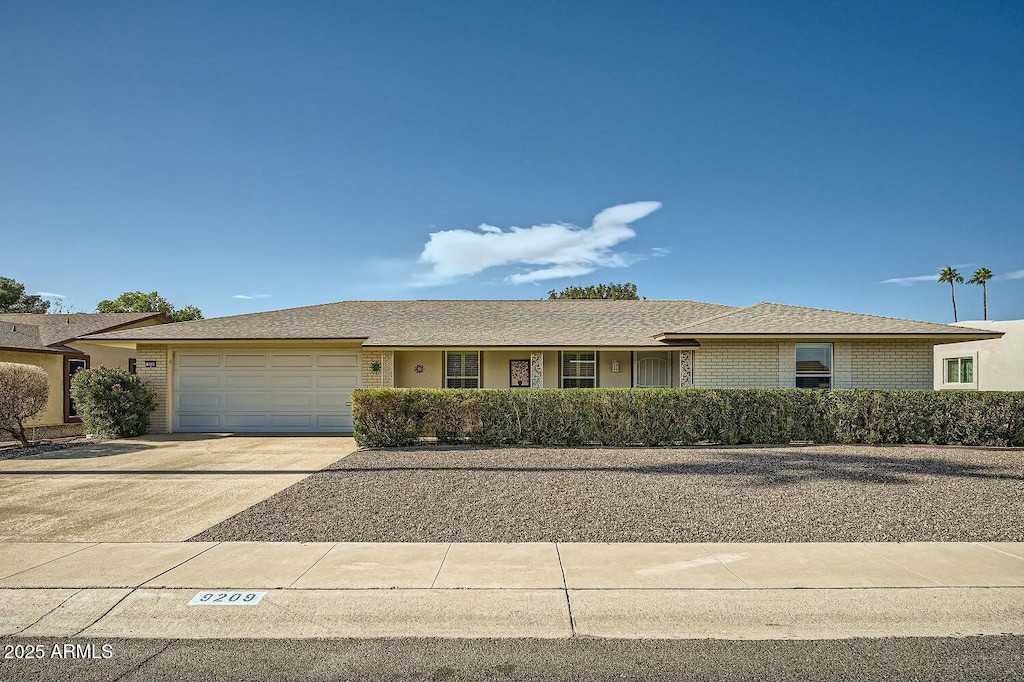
[1,542,1022,640]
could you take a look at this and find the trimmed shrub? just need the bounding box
[352,387,1024,448]
[0,362,49,446]
[69,367,155,438]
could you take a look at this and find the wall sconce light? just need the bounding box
[611,360,620,373]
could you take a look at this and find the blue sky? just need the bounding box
[2,0,1022,322]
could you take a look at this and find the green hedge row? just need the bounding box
[351,388,1024,448]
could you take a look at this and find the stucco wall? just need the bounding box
[0,351,66,426]
[67,341,133,370]
[481,351,532,389]
[934,320,1024,390]
[395,350,444,388]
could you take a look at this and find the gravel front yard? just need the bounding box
[192,445,1024,543]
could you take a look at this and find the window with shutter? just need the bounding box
[561,351,596,388]
[445,351,480,388]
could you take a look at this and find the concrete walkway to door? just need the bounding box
[0,435,357,542]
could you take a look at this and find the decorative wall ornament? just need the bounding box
[530,352,544,388]
[509,359,530,387]
[414,364,425,374]
[679,350,694,387]
[371,362,381,373]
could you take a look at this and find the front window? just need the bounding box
[634,351,670,387]
[795,343,832,389]
[562,351,596,388]
[445,351,480,388]
[945,357,974,385]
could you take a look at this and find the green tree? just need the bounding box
[547,282,643,300]
[96,291,204,322]
[968,267,994,321]
[938,267,964,322]
[0,277,51,313]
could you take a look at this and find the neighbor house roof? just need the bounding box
[0,313,169,347]
[0,322,83,355]
[82,300,1001,347]
[655,302,995,338]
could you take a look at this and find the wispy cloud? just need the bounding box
[880,273,940,286]
[417,201,662,285]
[35,291,65,298]
[1000,269,1024,280]
[232,294,271,300]
[651,247,670,257]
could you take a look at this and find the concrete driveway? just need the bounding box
[0,435,357,542]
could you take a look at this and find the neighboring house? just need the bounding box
[933,320,1024,391]
[0,313,170,436]
[81,300,1000,435]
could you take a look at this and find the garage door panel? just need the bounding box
[224,354,267,367]
[178,354,221,368]
[224,374,268,389]
[178,414,222,429]
[177,394,221,410]
[269,374,313,389]
[174,350,358,433]
[270,394,314,409]
[318,373,358,389]
[177,373,222,390]
[318,354,358,368]
[270,354,314,368]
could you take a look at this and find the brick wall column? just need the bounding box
[136,344,170,433]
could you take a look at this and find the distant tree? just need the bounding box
[0,362,49,447]
[968,267,994,321]
[547,282,643,300]
[0,277,51,313]
[938,267,965,322]
[96,291,204,322]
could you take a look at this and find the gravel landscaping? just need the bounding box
[192,445,1024,543]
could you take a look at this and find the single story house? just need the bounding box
[0,312,169,437]
[934,319,1024,391]
[81,300,1001,435]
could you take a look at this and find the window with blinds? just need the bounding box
[795,343,832,389]
[445,351,480,388]
[562,351,596,388]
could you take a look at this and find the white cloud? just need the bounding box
[1000,269,1024,280]
[880,274,940,286]
[35,291,65,298]
[651,247,670,257]
[417,201,662,285]
[232,294,271,300]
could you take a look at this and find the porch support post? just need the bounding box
[679,350,694,387]
[382,351,395,388]
[530,352,544,388]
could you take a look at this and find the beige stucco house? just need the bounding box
[933,320,1024,391]
[0,313,169,436]
[82,299,1001,435]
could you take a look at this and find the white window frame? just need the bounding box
[444,350,480,389]
[633,351,671,388]
[795,343,833,389]
[561,350,597,389]
[941,353,978,389]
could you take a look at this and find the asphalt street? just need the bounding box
[1,636,1022,681]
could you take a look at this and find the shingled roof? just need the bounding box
[0,313,168,347]
[0,322,82,354]
[82,299,1000,347]
[656,302,995,337]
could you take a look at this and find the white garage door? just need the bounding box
[173,350,360,432]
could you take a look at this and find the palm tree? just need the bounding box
[938,267,965,322]
[968,267,994,320]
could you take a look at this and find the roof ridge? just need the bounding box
[670,302,765,331]
[752,301,959,328]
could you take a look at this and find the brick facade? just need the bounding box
[360,350,393,388]
[136,344,169,433]
[695,338,934,389]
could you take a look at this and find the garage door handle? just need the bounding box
[345,401,352,406]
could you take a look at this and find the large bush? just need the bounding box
[69,367,156,438]
[0,362,49,446]
[352,387,1024,448]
